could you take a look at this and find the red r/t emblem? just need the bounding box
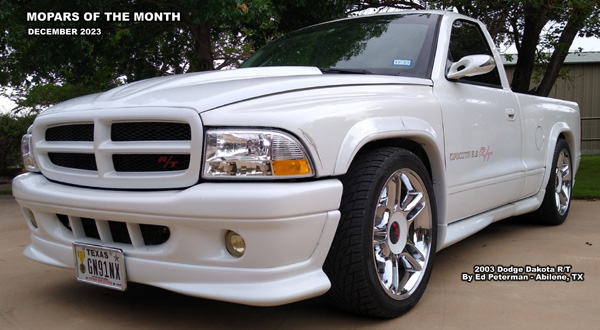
[158,156,179,168]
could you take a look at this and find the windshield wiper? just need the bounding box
[319,67,374,74]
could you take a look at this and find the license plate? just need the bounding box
[73,242,127,291]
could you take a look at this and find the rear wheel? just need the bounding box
[532,139,573,225]
[324,148,437,318]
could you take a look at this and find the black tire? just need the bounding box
[531,139,573,225]
[324,147,437,318]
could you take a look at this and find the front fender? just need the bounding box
[333,116,443,176]
[332,116,448,238]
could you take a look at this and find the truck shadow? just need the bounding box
[38,278,385,328]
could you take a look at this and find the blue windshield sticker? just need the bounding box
[392,59,413,66]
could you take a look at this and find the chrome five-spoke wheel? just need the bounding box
[554,147,572,216]
[532,138,573,225]
[373,169,433,299]
[325,147,437,318]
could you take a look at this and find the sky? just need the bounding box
[501,34,600,54]
[0,92,16,114]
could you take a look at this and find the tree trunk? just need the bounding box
[535,7,591,97]
[510,7,548,94]
[191,23,214,71]
[534,24,578,96]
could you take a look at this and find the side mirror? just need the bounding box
[447,55,496,80]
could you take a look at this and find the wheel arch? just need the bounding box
[332,121,447,245]
[542,124,579,190]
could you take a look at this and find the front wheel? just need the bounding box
[324,148,437,318]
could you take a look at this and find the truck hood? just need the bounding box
[41,66,432,115]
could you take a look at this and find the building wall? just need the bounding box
[505,63,600,154]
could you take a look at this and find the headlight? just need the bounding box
[203,129,314,179]
[21,125,40,172]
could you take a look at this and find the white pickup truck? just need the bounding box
[13,10,580,318]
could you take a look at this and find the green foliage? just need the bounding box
[0,113,35,171]
[0,1,275,110]
[573,155,600,199]
[1,0,358,112]
[430,0,600,95]
[271,0,349,33]
[3,0,597,111]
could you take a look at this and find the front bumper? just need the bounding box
[12,173,342,306]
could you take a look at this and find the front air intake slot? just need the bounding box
[112,154,191,172]
[49,153,98,171]
[46,124,94,141]
[111,122,191,141]
[57,214,170,246]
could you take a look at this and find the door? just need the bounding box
[434,19,525,222]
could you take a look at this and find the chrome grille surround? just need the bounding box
[31,107,203,189]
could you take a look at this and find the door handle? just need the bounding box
[506,108,516,121]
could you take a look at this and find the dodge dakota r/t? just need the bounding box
[13,10,580,318]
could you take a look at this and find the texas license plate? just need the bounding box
[73,242,127,291]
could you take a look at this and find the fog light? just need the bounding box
[225,230,246,258]
[23,208,38,229]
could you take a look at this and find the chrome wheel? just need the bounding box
[554,148,572,216]
[531,139,573,225]
[373,169,433,299]
[325,148,436,317]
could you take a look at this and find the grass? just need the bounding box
[0,188,11,195]
[573,155,600,200]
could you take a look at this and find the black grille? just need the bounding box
[81,217,100,240]
[57,214,170,246]
[109,221,131,244]
[111,122,191,141]
[113,154,190,172]
[57,214,70,229]
[46,124,94,141]
[49,153,97,171]
[140,224,171,245]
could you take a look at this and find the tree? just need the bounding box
[0,113,35,172]
[0,0,280,112]
[2,0,598,113]
[535,1,599,96]
[431,0,600,96]
[1,0,369,112]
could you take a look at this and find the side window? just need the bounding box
[447,20,502,87]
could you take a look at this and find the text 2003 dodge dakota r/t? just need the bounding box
[13,11,580,318]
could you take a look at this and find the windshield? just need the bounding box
[241,13,441,79]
